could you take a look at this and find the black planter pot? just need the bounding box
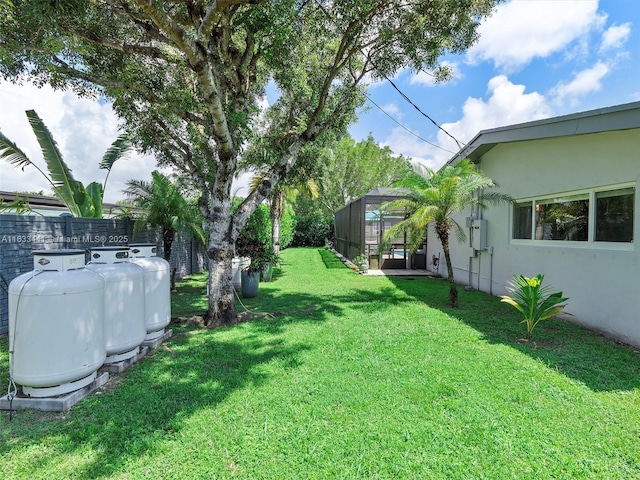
[241,270,260,298]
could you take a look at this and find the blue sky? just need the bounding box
[1,0,639,203]
[350,0,640,169]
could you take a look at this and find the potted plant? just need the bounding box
[260,246,279,282]
[353,253,369,273]
[236,236,278,297]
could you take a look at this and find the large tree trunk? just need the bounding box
[204,168,239,327]
[206,213,237,327]
[270,189,285,256]
[436,222,458,308]
[206,253,236,327]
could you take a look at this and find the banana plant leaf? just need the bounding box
[85,182,104,218]
[26,110,85,217]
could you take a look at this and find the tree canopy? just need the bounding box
[313,134,413,216]
[0,0,500,324]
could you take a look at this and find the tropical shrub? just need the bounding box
[278,203,296,249]
[500,274,569,340]
[239,202,296,251]
[292,214,334,247]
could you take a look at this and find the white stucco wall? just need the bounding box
[426,128,640,346]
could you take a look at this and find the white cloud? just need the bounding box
[550,61,610,105]
[600,22,631,52]
[381,76,551,170]
[438,75,551,153]
[381,102,401,118]
[0,81,159,204]
[467,0,605,72]
[381,126,451,168]
[409,61,462,86]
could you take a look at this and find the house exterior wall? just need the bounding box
[426,128,640,346]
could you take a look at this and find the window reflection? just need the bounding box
[534,194,589,241]
[595,188,634,242]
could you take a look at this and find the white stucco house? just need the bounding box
[425,101,640,346]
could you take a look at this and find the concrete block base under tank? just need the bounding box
[1,330,173,412]
[142,329,173,350]
[99,346,150,374]
[0,372,109,412]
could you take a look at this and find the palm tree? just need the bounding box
[0,110,132,218]
[382,159,512,307]
[124,170,205,266]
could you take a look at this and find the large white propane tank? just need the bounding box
[8,249,106,398]
[87,246,146,363]
[128,243,171,340]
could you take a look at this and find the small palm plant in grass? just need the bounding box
[500,274,569,341]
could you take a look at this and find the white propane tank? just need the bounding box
[86,246,146,363]
[8,249,106,398]
[128,243,171,340]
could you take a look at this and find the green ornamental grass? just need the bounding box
[1,248,640,479]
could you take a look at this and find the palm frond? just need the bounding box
[451,219,466,244]
[0,131,32,169]
[100,133,133,170]
[26,110,83,216]
[0,129,57,190]
[101,133,133,193]
[0,194,42,215]
[304,178,319,199]
[124,179,153,199]
[249,174,262,192]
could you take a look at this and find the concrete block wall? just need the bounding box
[0,215,205,334]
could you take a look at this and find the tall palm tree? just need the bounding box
[124,170,205,265]
[0,110,132,218]
[382,159,512,307]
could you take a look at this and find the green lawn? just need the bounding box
[2,247,640,479]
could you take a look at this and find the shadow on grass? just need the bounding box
[0,274,417,478]
[387,275,640,393]
[0,323,313,478]
[317,248,349,269]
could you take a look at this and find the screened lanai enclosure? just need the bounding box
[334,188,427,270]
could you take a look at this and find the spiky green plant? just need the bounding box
[0,110,132,217]
[500,274,569,340]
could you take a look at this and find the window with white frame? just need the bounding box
[512,186,635,243]
[595,188,635,242]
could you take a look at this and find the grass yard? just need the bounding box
[2,247,640,479]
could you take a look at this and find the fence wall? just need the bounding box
[0,214,206,334]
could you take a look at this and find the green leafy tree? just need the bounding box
[124,171,205,266]
[249,169,315,256]
[233,197,296,256]
[0,110,132,218]
[0,0,499,325]
[291,213,334,247]
[382,159,511,307]
[313,134,413,216]
[500,274,569,341]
